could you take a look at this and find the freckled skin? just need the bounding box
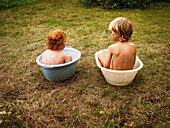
[98,33,136,70]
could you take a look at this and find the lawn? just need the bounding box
[0,0,169,127]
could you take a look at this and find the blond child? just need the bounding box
[41,30,72,65]
[98,17,136,70]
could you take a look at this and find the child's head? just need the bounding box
[109,17,133,42]
[46,30,67,50]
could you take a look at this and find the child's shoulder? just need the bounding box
[108,44,119,54]
[109,43,119,50]
[109,43,118,48]
[129,42,136,46]
[129,42,136,49]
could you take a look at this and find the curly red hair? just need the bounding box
[46,30,67,50]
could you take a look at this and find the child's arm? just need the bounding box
[64,54,72,63]
[131,43,136,65]
[98,47,112,69]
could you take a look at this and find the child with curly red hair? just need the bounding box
[41,30,72,65]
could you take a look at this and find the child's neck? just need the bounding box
[117,41,129,44]
[49,49,61,52]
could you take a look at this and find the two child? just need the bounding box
[42,17,136,70]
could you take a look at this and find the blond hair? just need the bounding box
[109,17,133,42]
[46,30,67,50]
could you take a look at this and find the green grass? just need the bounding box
[0,0,169,127]
[0,0,38,10]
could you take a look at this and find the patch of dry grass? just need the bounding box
[0,0,169,127]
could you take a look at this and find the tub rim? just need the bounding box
[36,47,81,69]
[95,49,143,73]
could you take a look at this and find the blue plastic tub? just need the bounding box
[36,47,81,82]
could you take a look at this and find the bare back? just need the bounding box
[41,50,72,65]
[109,42,136,70]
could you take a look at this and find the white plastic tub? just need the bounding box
[95,49,143,86]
